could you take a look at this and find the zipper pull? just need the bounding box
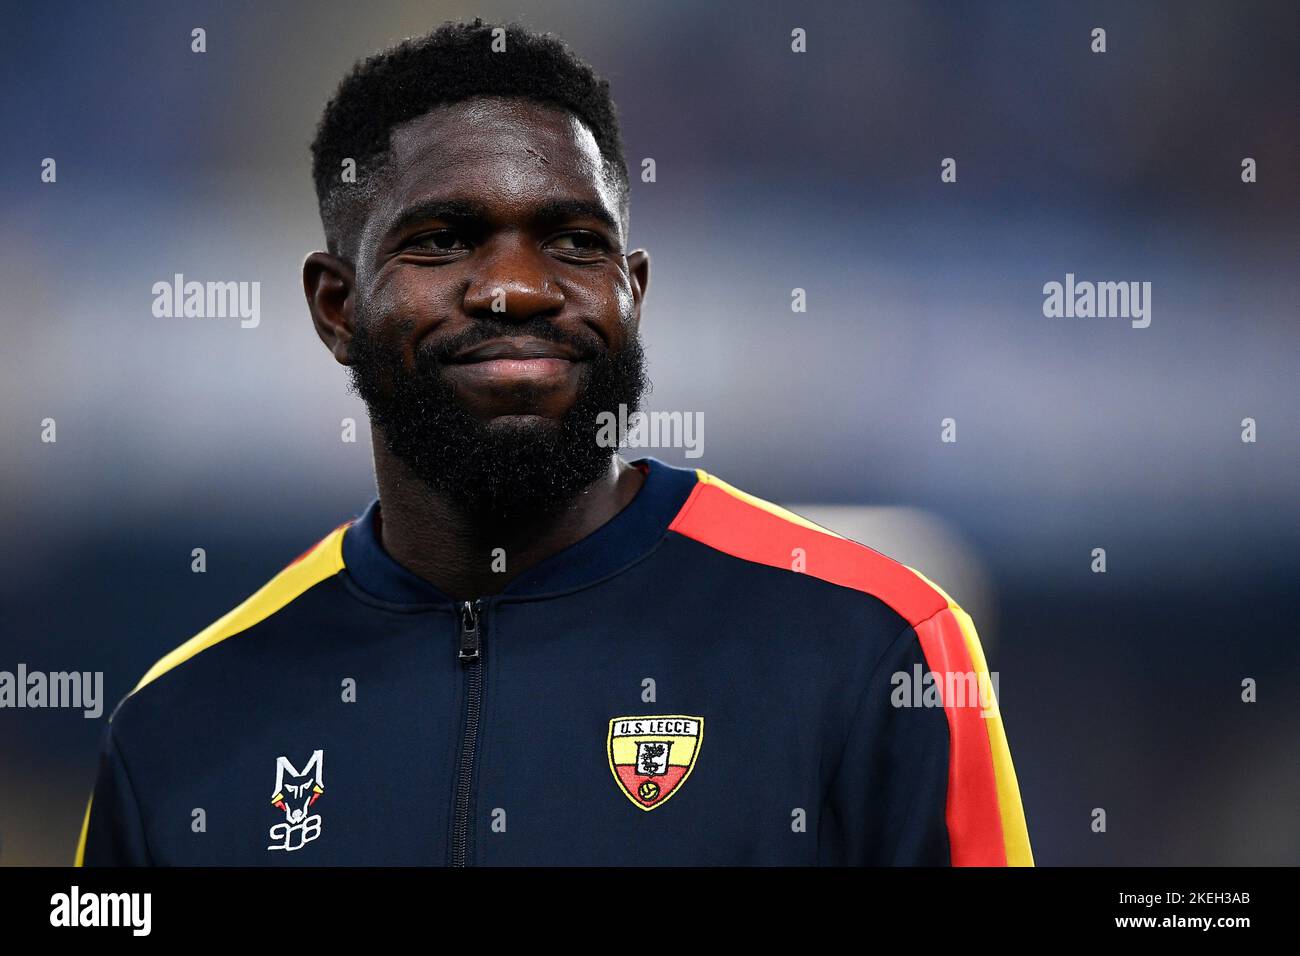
[458,600,481,663]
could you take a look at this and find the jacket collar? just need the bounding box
[341,457,700,605]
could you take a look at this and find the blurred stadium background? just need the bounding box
[1,0,1297,865]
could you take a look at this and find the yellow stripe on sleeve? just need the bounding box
[129,525,348,697]
[905,565,1034,866]
[76,525,349,865]
[73,793,93,867]
[693,469,848,539]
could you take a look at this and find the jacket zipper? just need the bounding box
[451,598,484,867]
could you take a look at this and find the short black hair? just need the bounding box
[310,19,630,260]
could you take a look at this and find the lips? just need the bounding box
[450,337,582,364]
[444,337,584,389]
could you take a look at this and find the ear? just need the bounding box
[303,252,357,365]
[625,249,650,329]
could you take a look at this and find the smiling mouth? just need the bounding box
[446,337,583,386]
[450,337,582,364]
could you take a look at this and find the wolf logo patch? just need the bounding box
[268,749,324,852]
[607,715,703,811]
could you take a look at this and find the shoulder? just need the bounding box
[114,520,351,716]
[669,467,959,627]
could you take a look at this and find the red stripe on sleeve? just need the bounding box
[668,476,1010,865]
[668,481,946,624]
[913,607,1007,865]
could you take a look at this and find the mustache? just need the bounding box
[417,319,606,367]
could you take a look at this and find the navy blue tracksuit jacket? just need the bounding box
[77,458,1031,866]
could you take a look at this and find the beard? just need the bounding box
[347,306,648,522]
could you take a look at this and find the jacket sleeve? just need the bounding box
[76,720,153,866]
[824,607,1033,866]
[822,623,952,864]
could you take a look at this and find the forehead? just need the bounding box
[377,96,619,226]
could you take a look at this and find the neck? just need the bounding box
[371,441,645,601]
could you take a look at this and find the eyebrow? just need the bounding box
[533,198,621,235]
[384,196,621,241]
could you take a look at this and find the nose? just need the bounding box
[462,236,565,324]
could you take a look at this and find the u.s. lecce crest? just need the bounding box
[607,715,703,811]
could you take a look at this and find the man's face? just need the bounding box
[334,97,649,517]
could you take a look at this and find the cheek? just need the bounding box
[366,268,461,339]
[569,267,636,338]
[612,275,635,321]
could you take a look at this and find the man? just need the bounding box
[78,20,1031,866]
